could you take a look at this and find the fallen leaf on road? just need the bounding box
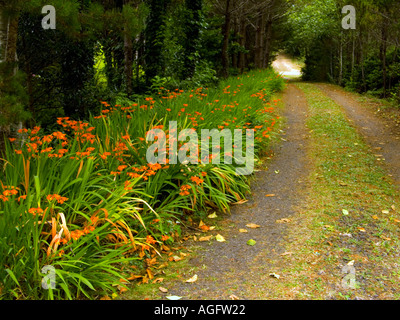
[166,295,182,300]
[199,235,213,242]
[200,225,210,231]
[185,274,198,283]
[239,229,248,233]
[269,273,280,279]
[199,220,205,227]
[247,239,256,246]
[215,234,226,242]
[382,210,390,214]
[357,227,366,232]
[276,218,291,224]
[246,223,261,229]
[394,219,400,223]
[391,205,396,211]
[280,252,293,256]
[152,278,164,284]
[229,294,240,300]
[342,209,349,215]
[265,194,276,197]
[380,235,391,241]
[159,287,168,293]
[372,215,379,220]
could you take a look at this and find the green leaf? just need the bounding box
[247,239,256,246]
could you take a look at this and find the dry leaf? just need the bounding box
[276,218,291,224]
[200,225,210,231]
[394,219,400,223]
[280,252,293,256]
[199,235,213,242]
[372,215,379,220]
[170,255,183,262]
[391,205,396,211]
[119,287,128,293]
[232,199,248,205]
[357,227,366,232]
[127,274,142,280]
[229,294,240,300]
[209,226,216,230]
[185,274,198,283]
[246,223,261,229]
[265,194,276,197]
[269,273,280,279]
[382,210,390,214]
[199,220,205,227]
[159,287,168,293]
[215,234,226,242]
[380,235,391,241]
[146,268,154,280]
[152,278,164,284]
[208,212,218,218]
[100,296,112,300]
[239,229,248,233]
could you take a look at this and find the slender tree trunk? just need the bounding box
[254,14,262,68]
[5,14,19,68]
[221,0,231,78]
[338,35,343,85]
[124,26,133,96]
[0,9,7,62]
[238,17,246,73]
[263,16,272,69]
[380,19,388,98]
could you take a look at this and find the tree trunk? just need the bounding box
[0,9,7,62]
[124,26,133,96]
[238,17,246,73]
[254,14,262,68]
[380,19,388,98]
[263,16,272,69]
[5,14,19,68]
[221,0,231,78]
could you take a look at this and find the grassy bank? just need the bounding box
[0,69,285,300]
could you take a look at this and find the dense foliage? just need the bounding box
[285,0,400,101]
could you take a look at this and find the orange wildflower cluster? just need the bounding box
[28,207,44,216]
[57,117,96,144]
[0,186,19,202]
[179,184,191,196]
[47,194,69,204]
[190,176,204,185]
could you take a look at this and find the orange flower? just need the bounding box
[190,176,203,185]
[17,195,27,202]
[15,150,22,155]
[161,235,170,241]
[146,235,157,245]
[47,194,69,204]
[28,207,44,216]
[0,195,9,202]
[8,138,16,142]
[118,165,127,171]
[179,184,191,196]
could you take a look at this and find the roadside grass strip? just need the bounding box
[276,83,400,300]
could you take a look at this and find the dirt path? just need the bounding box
[316,83,400,186]
[164,84,311,300]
